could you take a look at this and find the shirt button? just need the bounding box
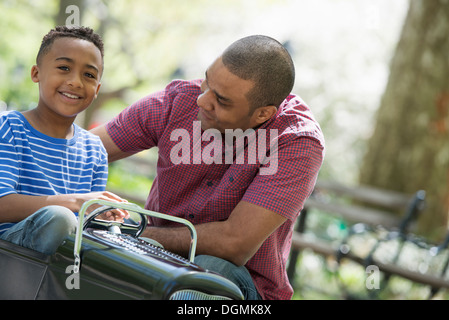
[188,214,194,219]
[206,181,213,186]
[229,176,234,182]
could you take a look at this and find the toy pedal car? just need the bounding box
[0,199,244,300]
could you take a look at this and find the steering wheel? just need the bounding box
[82,204,147,238]
[73,199,198,273]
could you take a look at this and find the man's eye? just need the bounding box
[217,99,228,107]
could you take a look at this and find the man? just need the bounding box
[91,35,325,300]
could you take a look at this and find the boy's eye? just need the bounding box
[58,66,69,71]
[85,72,96,79]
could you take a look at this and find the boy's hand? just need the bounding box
[97,208,129,222]
[79,191,130,222]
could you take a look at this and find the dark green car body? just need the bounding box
[0,200,244,300]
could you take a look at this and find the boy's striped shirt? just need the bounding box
[0,110,108,235]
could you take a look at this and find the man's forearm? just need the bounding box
[140,201,287,266]
[141,226,193,258]
[140,220,248,265]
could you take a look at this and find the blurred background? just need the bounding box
[2,0,449,299]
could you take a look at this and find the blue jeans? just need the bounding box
[0,205,78,255]
[194,255,262,300]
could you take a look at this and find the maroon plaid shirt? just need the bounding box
[106,79,325,299]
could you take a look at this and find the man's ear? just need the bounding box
[253,105,277,125]
[31,65,39,83]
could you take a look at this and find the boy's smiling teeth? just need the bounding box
[61,92,81,99]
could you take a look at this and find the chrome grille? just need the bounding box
[169,289,232,300]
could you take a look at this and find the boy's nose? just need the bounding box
[66,73,83,88]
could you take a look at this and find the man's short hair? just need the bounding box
[222,35,295,111]
[36,25,104,68]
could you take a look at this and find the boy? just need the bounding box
[0,26,127,255]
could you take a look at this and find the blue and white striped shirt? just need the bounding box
[0,110,108,235]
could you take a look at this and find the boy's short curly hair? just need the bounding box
[36,26,104,66]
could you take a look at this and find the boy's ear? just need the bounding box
[31,65,39,83]
[94,82,102,98]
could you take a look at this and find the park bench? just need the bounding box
[288,180,449,298]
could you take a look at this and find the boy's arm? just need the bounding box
[0,192,129,223]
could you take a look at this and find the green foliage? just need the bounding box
[0,1,56,110]
[107,160,154,205]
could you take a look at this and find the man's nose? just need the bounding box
[197,89,213,111]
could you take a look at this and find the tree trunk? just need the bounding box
[359,0,449,241]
